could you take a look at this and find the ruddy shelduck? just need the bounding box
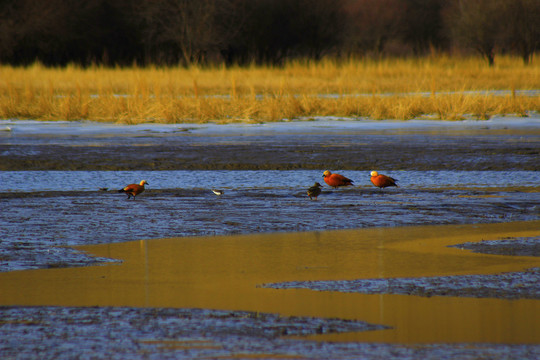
[370,171,398,189]
[212,189,224,196]
[322,170,354,188]
[307,182,322,200]
[118,180,148,199]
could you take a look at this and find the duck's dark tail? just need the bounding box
[118,188,126,193]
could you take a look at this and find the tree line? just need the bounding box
[0,0,538,67]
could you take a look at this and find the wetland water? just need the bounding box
[1,117,540,359]
[1,170,538,271]
[2,221,540,343]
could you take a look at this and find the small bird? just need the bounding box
[307,182,322,200]
[370,171,398,189]
[322,170,354,188]
[118,180,148,199]
[212,189,224,196]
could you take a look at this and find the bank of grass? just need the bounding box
[0,55,538,123]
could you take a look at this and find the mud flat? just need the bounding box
[1,117,540,358]
[1,116,540,171]
[1,307,538,360]
[1,221,540,358]
[1,117,539,272]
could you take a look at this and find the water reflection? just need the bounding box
[1,221,539,343]
[2,169,539,272]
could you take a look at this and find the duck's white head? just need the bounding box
[322,170,332,178]
[140,180,148,186]
[370,171,378,177]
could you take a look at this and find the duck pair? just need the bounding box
[307,170,397,200]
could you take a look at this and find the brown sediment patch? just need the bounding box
[457,194,505,198]
[0,221,540,344]
[138,339,222,351]
[207,354,306,359]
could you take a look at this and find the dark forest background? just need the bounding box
[0,0,538,67]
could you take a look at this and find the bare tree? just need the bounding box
[0,0,73,65]
[291,0,346,60]
[171,1,219,65]
[236,0,299,64]
[343,0,406,56]
[447,0,506,66]
[401,0,448,54]
[135,0,234,66]
[0,1,19,63]
[502,0,540,65]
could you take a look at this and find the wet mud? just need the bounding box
[1,116,540,171]
[1,131,540,171]
[451,236,540,257]
[266,236,540,300]
[0,221,540,346]
[1,185,538,272]
[1,118,540,359]
[1,307,538,360]
[266,267,540,300]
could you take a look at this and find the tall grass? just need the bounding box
[0,56,538,123]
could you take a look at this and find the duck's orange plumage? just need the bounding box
[322,170,353,188]
[118,180,148,199]
[370,171,397,189]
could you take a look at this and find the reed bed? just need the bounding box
[0,56,538,123]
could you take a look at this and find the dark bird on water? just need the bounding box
[307,182,322,200]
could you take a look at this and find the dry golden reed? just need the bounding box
[0,56,538,123]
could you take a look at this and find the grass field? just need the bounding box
[0,56,538,123]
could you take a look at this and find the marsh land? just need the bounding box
[1,117,539,359]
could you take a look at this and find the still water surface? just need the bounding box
[1,169,539,272]
[1,118,539,350]
[2,169,539,192]
[1,221,539,343]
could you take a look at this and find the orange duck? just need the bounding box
[370,171,398,189]
[322,170,354,188]
[118,180,148,199]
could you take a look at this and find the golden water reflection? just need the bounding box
[1,221,540,344]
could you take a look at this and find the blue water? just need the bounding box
[1,117,539,272]
[1,170,539,193]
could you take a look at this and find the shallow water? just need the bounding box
[1,170,540,192]
[1,118,540,358]
[1,169,539,272]
[1,221,540,344]
[1,119,539,272]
